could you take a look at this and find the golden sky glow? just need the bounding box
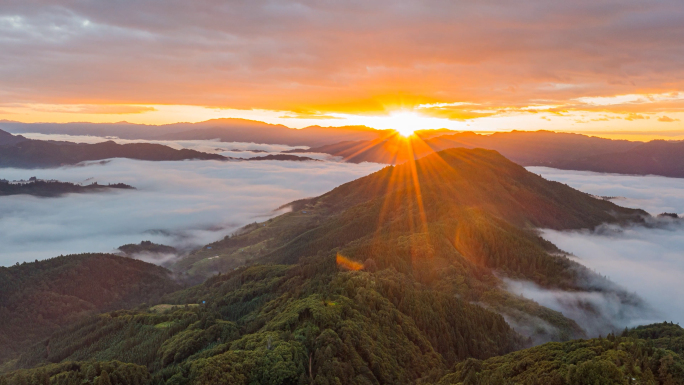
[1,1,684,139]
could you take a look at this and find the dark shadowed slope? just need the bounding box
[0,254,181,365]
[0,129,27,146]
[0,137,226,168]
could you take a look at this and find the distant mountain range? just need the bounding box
[4,118,684,176]
[0,119,400,147]
[0,119,458,148]
[0,129,330,168]
[301,130,684,178]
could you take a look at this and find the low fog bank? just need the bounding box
[542,224,684,326]
[525,167,684,327]
[123,251,187,268]
[528,166,684,215]
[504,275,658,338]
[0,157,383,266]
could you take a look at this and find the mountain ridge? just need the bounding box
[0,133,226,168]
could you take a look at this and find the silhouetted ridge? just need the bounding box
[0,139,226,168]
[0,179,134,197]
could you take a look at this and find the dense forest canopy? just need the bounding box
[0,254,180,366]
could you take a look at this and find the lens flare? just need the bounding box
[336,253,364,271]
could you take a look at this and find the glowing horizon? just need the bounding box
[2,103,684,141]
[1,1,684,140]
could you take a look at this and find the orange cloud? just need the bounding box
[659,116,680,122]
[625,113,649,121]
[2,0,684,124]
[24,104,157,115]
[279,113,343,120]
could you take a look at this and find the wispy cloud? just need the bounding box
[504,276,657,337]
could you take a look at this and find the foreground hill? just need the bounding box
[0,132,226,168]
[0,254,181,365]
[431,323,684,385]
[0,149,659,384]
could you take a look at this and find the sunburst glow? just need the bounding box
[388,112,426,137]
[334,111,464,137]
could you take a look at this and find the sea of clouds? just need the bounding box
[519,167,684,330]
[0,135,382,266]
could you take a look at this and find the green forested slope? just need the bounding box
[0,254,181,366]
[7,262,522,384]
[431,323,684,385]
[0,148,664,384]
[180,149,646,341]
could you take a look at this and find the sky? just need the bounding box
[1,1,684,138]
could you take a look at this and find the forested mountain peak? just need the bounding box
[314,148,646,229]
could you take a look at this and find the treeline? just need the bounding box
[1,361,150,385]
[431,323,684,385]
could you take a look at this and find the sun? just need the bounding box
[324,110,468,137]
[387,112,424,137]
[383,111,428,137]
